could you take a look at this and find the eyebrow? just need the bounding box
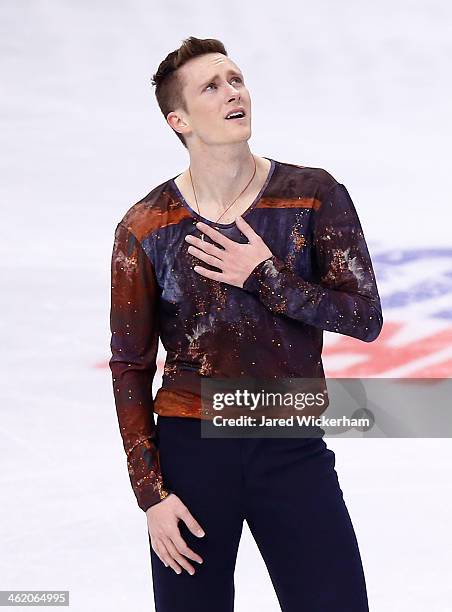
[198,69,243,91]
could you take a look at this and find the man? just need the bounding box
[109,36,383,611]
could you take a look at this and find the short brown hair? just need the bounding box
[151,36,228,148]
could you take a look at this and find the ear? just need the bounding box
[167,111,188,133]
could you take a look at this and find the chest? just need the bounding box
[147,206,316,304]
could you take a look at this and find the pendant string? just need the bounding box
[188,155,257,241]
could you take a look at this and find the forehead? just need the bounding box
[181,53,242,86]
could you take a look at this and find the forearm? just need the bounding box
[243,254,382,341]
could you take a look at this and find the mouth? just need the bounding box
[224,109,247,121]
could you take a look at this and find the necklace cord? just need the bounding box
[188,155,257,235]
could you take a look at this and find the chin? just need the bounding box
[226,129,252,143]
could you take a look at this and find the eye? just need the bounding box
[205,77,243,92]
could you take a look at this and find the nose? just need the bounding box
[226,81,241,96]
[226,90,240,104]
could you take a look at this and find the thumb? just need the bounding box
[235,215,257,242]
[176,502,206,538]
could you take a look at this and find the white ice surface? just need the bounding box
[1,1,451,610]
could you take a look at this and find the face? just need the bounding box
[167,53,252,147]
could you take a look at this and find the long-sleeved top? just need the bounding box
[108,157,383,511]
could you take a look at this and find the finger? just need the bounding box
[165,537,196,575]
[172,532,204,565]
[177,506,206,538]
[154,540,179,573]
[160,543,183,574]
[235,215,258,242]
[188,246,224,269]
[154,546,169,567]
[185,235,226,259]
[193,265,225,282]
[195,222,231,248]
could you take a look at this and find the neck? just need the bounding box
[184,144,257,210]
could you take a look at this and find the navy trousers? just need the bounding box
[148,416,369,611]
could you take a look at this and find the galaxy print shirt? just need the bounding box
[108,157,383,510]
